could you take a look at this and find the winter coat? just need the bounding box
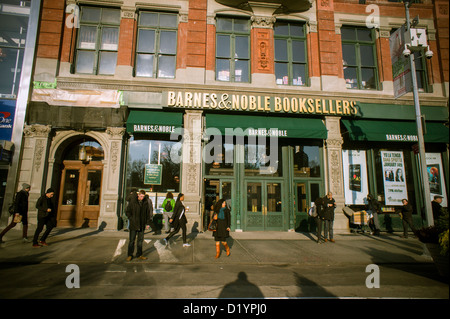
[212,207,231,240]
[170,200,187,228]
[322,196,336,221]
[315,197,325,219]
[400,203,413,220]
[126,193,152,231]
[36,194,57,220]
[15,190,29,216]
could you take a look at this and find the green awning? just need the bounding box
[126,110,183,134]
[205,114,327,139]
[342,119,449,143]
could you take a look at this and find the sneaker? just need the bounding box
[23,238,31,243]
[183,243,191,247]
[163,238,168,246]
[137,256,148,260]
[32,244,41,248]
[39,241,48,246]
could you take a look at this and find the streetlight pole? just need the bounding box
[404,0,434,226]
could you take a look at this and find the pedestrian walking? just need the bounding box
[32,188,57,248]
[0,183,31,243]
[162,192,176,234]
[164,193,190,247]
[126,190,152,261]
[314,197,324,244]
[322,192,336,242]
[212,199,231,258]
[398,199,416,238]
[366,194,381,236]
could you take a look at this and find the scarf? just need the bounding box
[218,207,226,220]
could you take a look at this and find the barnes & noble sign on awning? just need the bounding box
[164,91,359,116]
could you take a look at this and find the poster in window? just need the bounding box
[342,150,369,205]
[426,153,447,207]
[381,151,407,206]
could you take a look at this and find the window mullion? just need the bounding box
[154,29,160,78]
[94,24,101,75]
[231,34,235,82]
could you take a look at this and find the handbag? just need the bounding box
[13,214,22,223]
[208,214,218,231]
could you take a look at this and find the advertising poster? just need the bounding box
[342,150,369,205]
[426,153,448,207]
[381,151,407,205]
[0,100,16,141]
[390,25,412,99]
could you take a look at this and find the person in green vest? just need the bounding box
[162,192,176,234]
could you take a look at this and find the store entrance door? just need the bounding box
[203,179,234,230]
[57,160,103,228]
[244,180,284,231]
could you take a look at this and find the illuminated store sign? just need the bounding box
[165,91,359,116]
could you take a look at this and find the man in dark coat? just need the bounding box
[366,194,381,236]
[32,188,57,247]
[322,192,336,242]
[314,197,325,244]
[0,183,31,243]
[431,195,443,222]
[399,199,416,238]
[126,190,152,261]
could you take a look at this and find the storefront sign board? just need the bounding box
[426,153,448,207]
[381,151,408,206]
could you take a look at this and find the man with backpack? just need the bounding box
[0,183,31,243]
[162,192,175,234]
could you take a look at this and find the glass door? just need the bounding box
[203,179,234,230]
[244,180,284,231]
[295,180,322,213]
[57,161,103,227]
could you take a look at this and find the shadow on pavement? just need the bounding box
[293,272,336,298]
[218,272,264,298]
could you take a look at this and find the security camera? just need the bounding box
[425,46,433,59]
[403,45,411,57]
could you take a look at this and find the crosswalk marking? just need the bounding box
[111,238,178,263]
[112,239,127,261]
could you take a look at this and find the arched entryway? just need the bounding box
[56,137,104,228]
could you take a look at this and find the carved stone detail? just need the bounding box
[106,127,126,139]
[23,124,51,138]
[251,16,276,28]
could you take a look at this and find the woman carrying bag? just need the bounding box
[164,193,190,247]
[211,199,231,258]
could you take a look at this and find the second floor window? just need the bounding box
[274,21,308,86]
[135,12,178,78]
[216,16,250,83]
[341,26,378,90]
[75,6,120,75]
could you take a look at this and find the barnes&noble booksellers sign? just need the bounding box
[165,91,359,116]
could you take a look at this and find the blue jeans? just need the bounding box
[323,220,334,240]
[128,230,144,257]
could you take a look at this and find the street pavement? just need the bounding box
[0,226,448,300]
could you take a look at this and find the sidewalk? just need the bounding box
[0,226,434,267]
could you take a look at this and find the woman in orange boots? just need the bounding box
[212,199,231,258]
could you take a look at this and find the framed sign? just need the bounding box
[144,164,162,185]
[342,150,369,205]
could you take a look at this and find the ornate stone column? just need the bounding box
[20,124,52,224]
[181,110,203,232]
[324,117,348,233]
[98,127,126,230]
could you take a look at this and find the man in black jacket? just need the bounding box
[323,192,336,242]
[0,183,31,243]
[32,188,57,247]
[399,199,416,238]
[126,190,152,261]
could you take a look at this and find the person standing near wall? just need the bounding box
[322,192,336,243]
[126,190,152,261]
[399,199,416,239]
[212,199,231,258]
[0,183,31,243]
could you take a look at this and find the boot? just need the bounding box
[215,242,221,259]
[223,242,230,257]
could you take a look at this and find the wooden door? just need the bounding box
[57,160,103,227]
